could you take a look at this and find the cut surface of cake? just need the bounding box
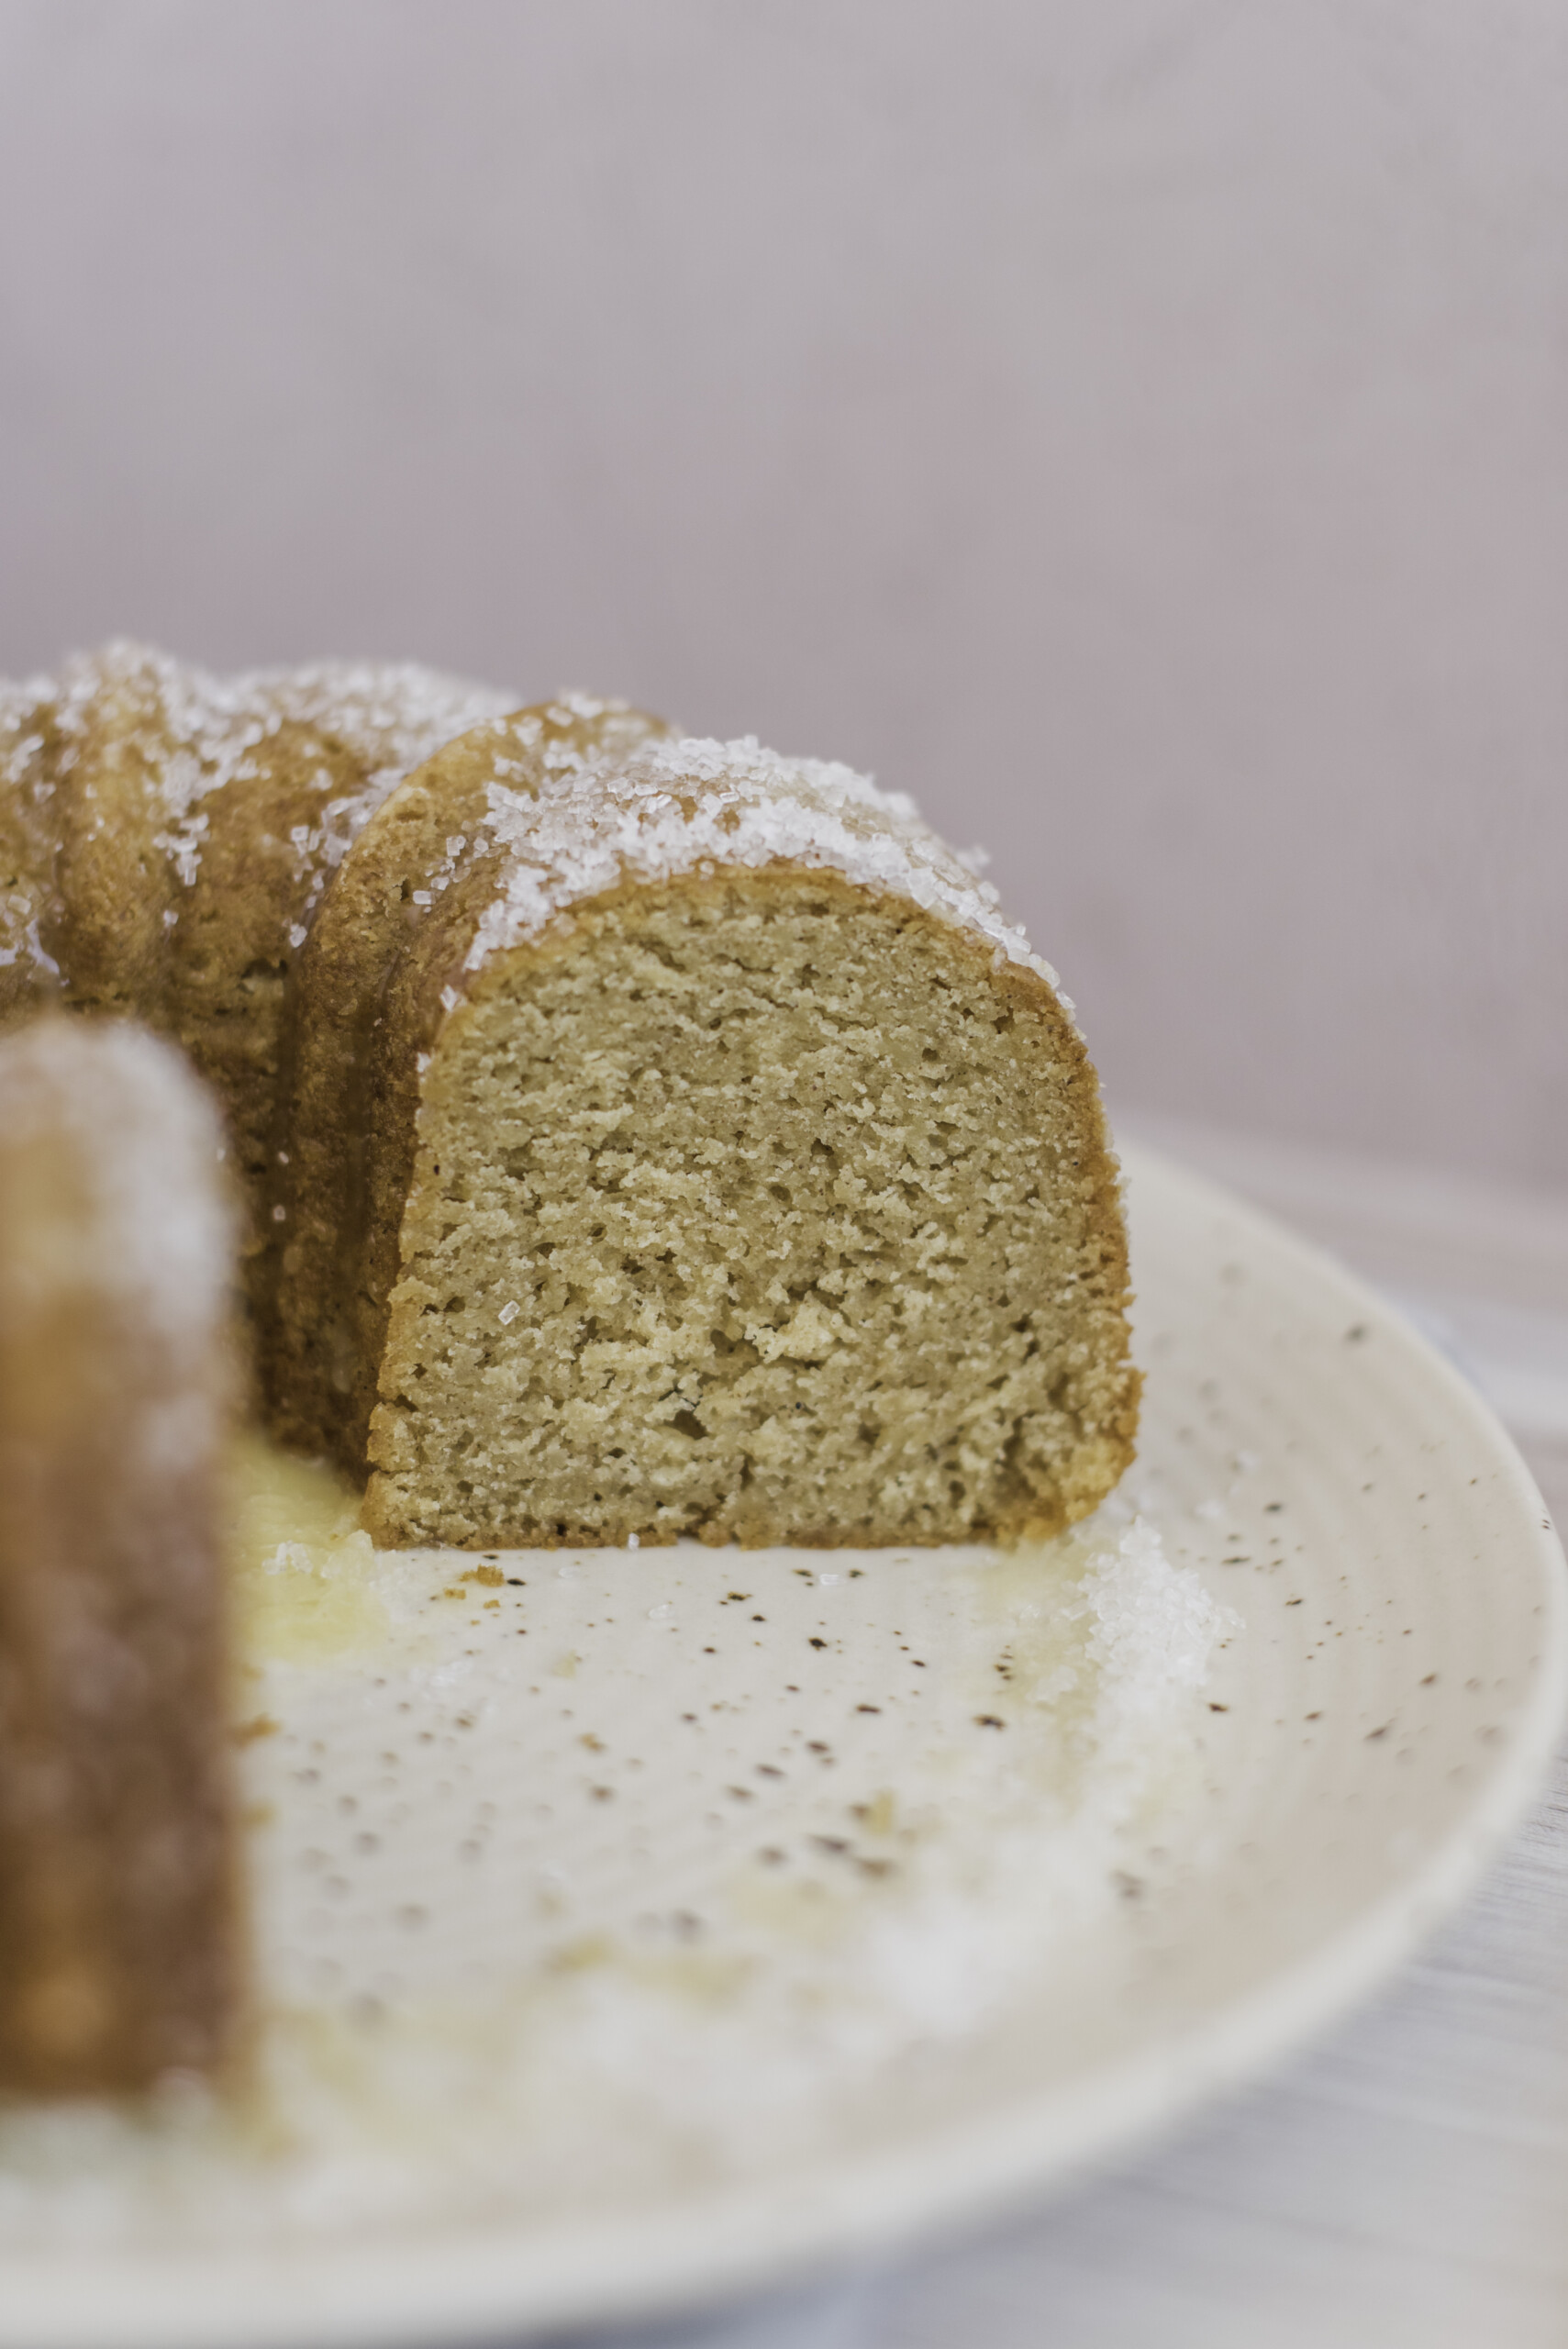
[369,867,1133,1546]
[2,648,1139,1551]
[0,1019,241,2093]
[353,729,1139,1547]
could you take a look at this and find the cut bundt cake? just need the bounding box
[0,1019,240,2093]
[1,647,1139,1552]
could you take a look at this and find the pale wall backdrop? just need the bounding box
[3,1,1564,1186]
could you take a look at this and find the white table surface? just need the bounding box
[530,1130,1568,2349]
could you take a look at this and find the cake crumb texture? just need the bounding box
[366,870,1137,1548]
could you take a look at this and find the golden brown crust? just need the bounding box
[43,663,177,1019]
[2,656,380,1317]
[163,720,367,1311]
[2,651,522,1341]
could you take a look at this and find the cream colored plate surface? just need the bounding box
[1,1144,1563,2348]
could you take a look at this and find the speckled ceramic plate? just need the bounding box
[2,1144,1564,2349]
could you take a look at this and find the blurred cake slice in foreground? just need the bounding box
[0,1019,241,2095]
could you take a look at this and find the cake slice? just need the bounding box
[0,1019,241,2093]
[322,731,1140,1549]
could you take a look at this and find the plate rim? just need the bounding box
[3,1142,1565,2348]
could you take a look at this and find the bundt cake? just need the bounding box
[1,645,1139,1551]
[0,1018,240,2093]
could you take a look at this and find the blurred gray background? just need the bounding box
[3,0,1564,1187]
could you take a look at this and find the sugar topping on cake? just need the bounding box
[261,659,518,818]
[39,642,516,906]
[50,641,513,809]
[462,730,1069,997]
